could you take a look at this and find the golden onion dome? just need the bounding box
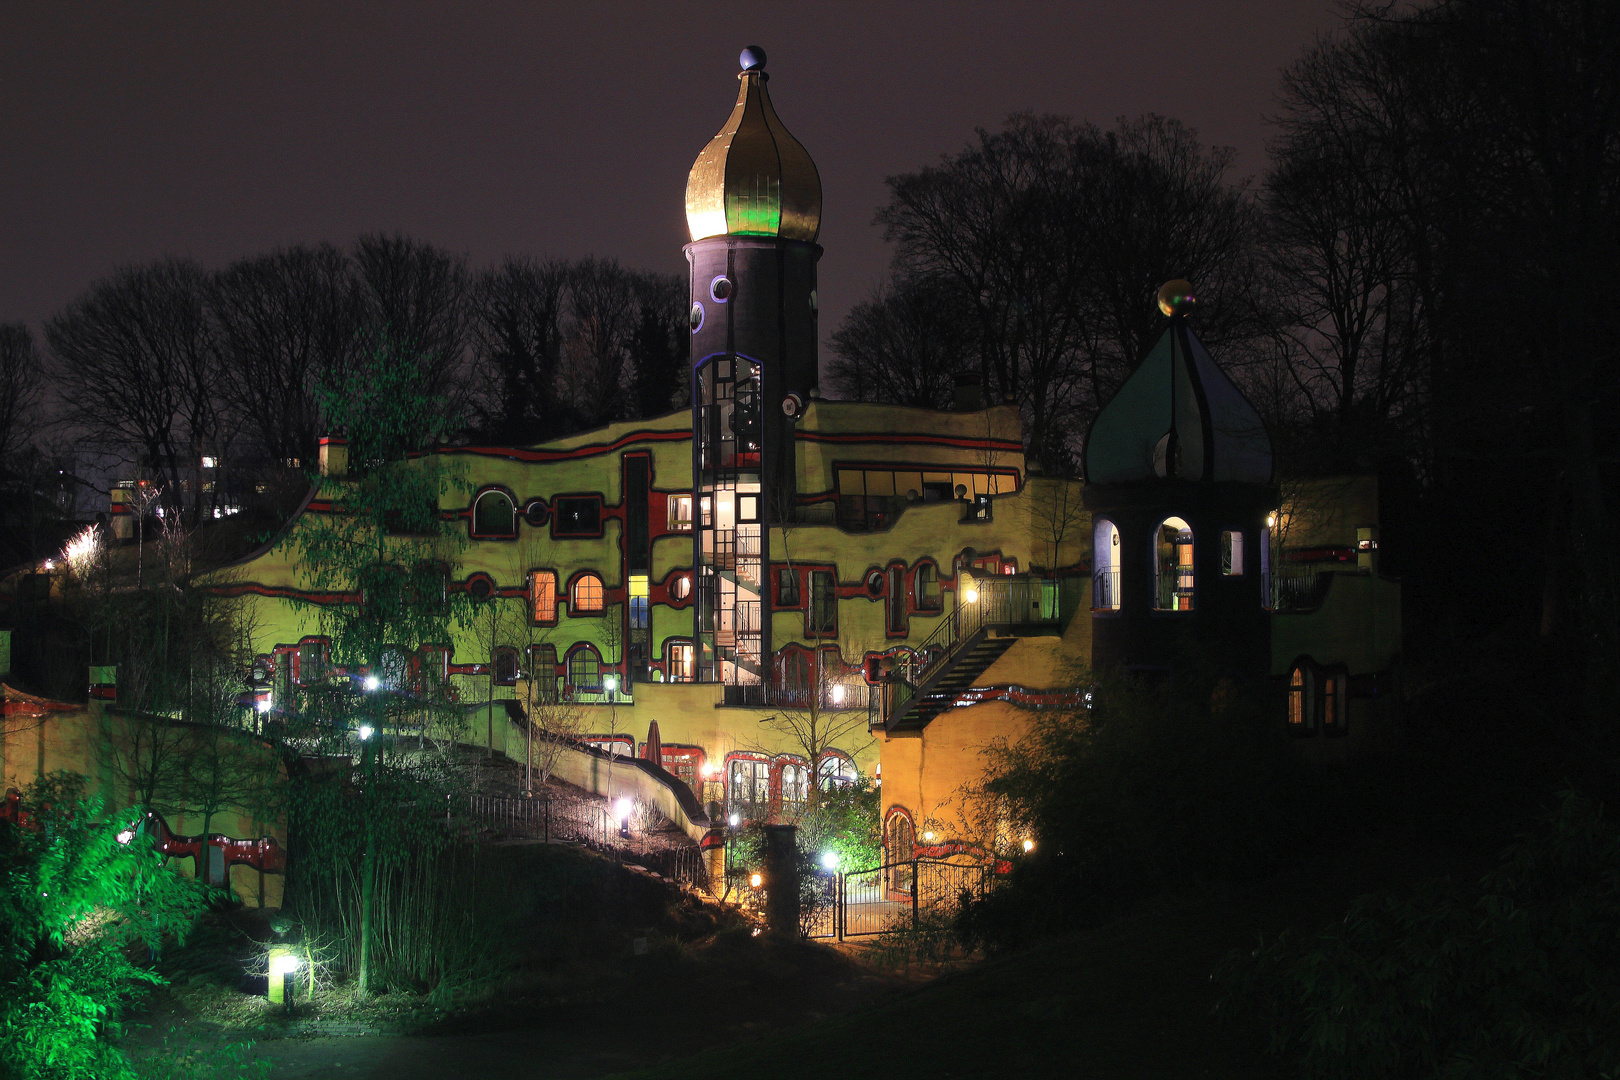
[685,46,822,244]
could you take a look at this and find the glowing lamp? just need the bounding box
[750,873,763,889]
[1022,839,1035,853]
[830,684,845,705]
[364,675,380,691]
[923,831,935,842]
[256,699,272,714]
[358,725,374,741]
[1266,513,1277,528]
[604,675,617,692]
[269,952,301,976]
[116,829,135,845]
[616,797,633,821]
[728,812,740,827]
[963,587,979,604]
[820,851,838,871]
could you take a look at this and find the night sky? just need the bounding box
[0,2,1342,348]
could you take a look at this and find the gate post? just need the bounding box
[762,823,800,935]
[911,858,919,931]
[836,872,845,942]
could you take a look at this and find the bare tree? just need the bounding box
[466,257,569,444]
[46,259,222,525]
[352,233,470,414]
[828,275,974,407]
[0,324,43,465]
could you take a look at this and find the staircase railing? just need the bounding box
[886,577,1061,726]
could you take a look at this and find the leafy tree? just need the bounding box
[0,774,208,1080]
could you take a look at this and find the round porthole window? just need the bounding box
[809,289,818,316]
[523,499,549,527]
[671,574,692,600]
[865,570,885,597]
[469,576,495,601]
[689,301,704,333]
[710,276,733,303]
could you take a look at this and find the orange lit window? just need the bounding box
[571,573,605,614]
[531,571,557,624]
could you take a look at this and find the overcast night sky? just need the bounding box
[0,2,1345,351]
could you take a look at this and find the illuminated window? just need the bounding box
[567,644,602,693]
[571,573,604,614]
[629,574,649,629]
[779,760,809,811]
[667,494,693,532]
[727,757,771,820]
[667,641,695,683]
[1323,665,1348,737]
[474,490,516,536]
[530,571,557,624]
[1093,519,1121,611]
[817,753,856,789]
[1154,517,1195,611]
[670,573,691,601]
[1221,531,1244,576]
[1288,664,1310,730]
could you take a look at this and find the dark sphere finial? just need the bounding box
[740,45,767,71]
[1157,279,1197,317]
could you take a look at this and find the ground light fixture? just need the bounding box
[729,812,740,827]
[616,797,632,821]
[266,946,302,1009]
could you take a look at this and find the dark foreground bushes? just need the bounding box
[1218,791,1620,1079]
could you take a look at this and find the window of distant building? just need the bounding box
[473,490,517,537]
[530,571,558,624]
[570,572,605,614]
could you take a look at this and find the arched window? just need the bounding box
[727,755,771,821]
[473,490,516,537]
[570,573,605,614]
[777,648,812,707]
[1153,517,1195,611]
[817,753,857,790]
[778,759,809,812]
[567,644,602,694]
[1093,519,1121,611]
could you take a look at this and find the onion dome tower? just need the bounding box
[1083,281,1276,676]
[685,46,822,690]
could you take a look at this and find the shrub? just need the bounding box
[1217,791,1620,1079]
[0,773,210,1080]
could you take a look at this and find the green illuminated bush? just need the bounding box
[0,773,209,1080]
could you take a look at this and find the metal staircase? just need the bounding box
[882,576,1068,733]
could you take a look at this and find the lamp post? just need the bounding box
[355,707,378,993]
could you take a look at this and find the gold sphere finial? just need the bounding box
[1157,279,1197,317]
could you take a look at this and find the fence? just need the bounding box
[805,858,993,941]
[465,792,710,892]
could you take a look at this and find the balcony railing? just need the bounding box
[1092,568,1120,611]
[1272,565,1337,612]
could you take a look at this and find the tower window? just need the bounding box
[1154,517,1195,611]
[710,275,733,302]
[1222,531,1244,576]
[1093,519,1121,611]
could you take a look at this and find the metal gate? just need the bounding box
[805,858,991,941]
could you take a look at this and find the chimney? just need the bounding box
[952,372,982,412]
[319,434,348,478]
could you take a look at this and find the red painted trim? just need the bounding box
[207,583,361,606]
[798,431,1023,452]
[438,428,691,464]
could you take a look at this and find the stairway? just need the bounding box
[885,630,1018,732]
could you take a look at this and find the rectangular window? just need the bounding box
[629,574,649,629]
[493,648,519,686]
[777,567,801,607]
[915,563,942,610]
[1323,667,1348,737]
[624,456,650,571]
[528,644,558,702]
[531,571,557,624]
[296,642,325,686]
[552,496,602,537]
[887,566,906,633]
[1222,531,1244,576]
[667,494,693,532]
[667,642,695,683]
[809,570,836,633]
